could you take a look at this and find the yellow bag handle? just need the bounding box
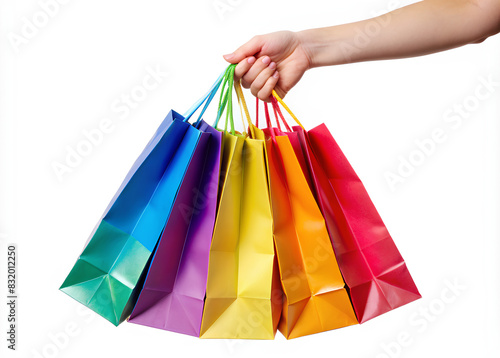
[271,90,304,129]
[235,81,256,139]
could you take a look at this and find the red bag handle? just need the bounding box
[271,97,292,132]
[255,97,259,129]
[271,90,305,129]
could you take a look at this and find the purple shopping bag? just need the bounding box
[128,120,222,336]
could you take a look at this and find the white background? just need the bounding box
[1,0,499,357]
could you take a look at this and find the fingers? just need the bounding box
[249,59,277,100]
[257,71,280,102]
[239,56,279,101]
[240,56,272,89]
[233,55,280,101]
[248,59,276,94]
[223,35,263,64]
[234,56,255,82]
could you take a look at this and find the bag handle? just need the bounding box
[254,98,278,141]
[255,98,274,129]
[234,80,255,139]
[214,66,231,129]
[256,97,292,134]
[183,68,226,122]
[271,99,285,132]
[263,102,274,130]
[255,97,259,128]
[271,90,305,129]
[214,65,237,135]
[270,97,291,132]
[193,67,230,127]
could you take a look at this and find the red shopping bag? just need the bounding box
[269,93,421,323]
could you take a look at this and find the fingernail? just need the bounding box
[247,56,256,64]
[223,53,235,60]
[262,56,271,65]
[269,62,276,70]
[273,71,279,78]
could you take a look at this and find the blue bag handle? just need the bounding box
[197,65,235,127]
[183,68,227,123]
[193,69,228,127]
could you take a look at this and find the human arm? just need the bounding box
[225,0,500,100]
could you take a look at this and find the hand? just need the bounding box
[223,31,312,101]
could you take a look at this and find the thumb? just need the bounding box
[223,36,264,63]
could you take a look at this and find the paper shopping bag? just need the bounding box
[302,124,421,322]
[126,67,229,335]
[59,63,230,327]
[261,122,357,339]
[199,131,281,339]
[270,92,421,323]
[199,73,281,339]
[128,119,222,336]
[60,68,229,326]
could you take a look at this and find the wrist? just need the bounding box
[295,30,315,70]
[297,27,349,68]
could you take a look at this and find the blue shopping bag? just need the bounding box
[60,71,225,326]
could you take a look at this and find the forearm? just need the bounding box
[300,0,500,67]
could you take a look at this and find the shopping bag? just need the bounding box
[60,72,225,326]
[256,100,357,339]
[128,79,224,336]
[199,71,281,339]
[271,92,421,323]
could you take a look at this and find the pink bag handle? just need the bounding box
[255,97,260,129]
[271,90,304,129]
[270,97,292,132]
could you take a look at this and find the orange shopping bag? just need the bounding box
[248,91,358,339]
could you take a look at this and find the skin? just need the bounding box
[223,0,500,101]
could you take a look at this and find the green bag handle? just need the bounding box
[214,66,231,127]
[214,64,236,135]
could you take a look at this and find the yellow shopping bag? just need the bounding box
[199,69,281,339]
